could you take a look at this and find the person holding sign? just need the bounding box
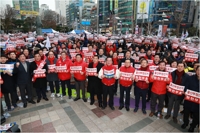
[134,59,150,114]
[72,54,87,102]
[30,53,49,103]
[98,57,120,110]
[87,55,104,107]
[164,62,189,123]
[56,51,73,98]
[1,55,17,111]
[46,51,59,98]
[118,50,135,68]
[118,59,135,111]
[181,66,200,132]
[149,61,172,119]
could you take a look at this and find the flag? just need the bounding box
[46,36,51,49]
[157,25,163,37]
[3,37,10,50]
[185,30,189,38]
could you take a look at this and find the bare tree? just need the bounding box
[0,5,16,33]
[41,10,57,29]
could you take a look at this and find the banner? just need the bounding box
[118,53,124,59]
[139,53,146,57]
[56,66,67,73]
[104,69,115,78]
[6,44,15,51]
[185,89,200,104]
[34,69,46,78]
[147,60,153,64]
[26,58,35,62]
[70,66,82,73]
[120,72,133,81]
[134,64,141,69]
[82,47,88,53]
[86,68,97,76]
[162,25,168,37]
[184,53,198,62]
[149,66,158,71]
[99,58,105,64]
[166,67,177,73]
[153,71,169,81]
[48,64,56,72]
[84,52,94,59]
[134,70,150,81]
[20,10,39,16]
[0,64,14,73]
[137,0,149,19]
[157,25,163,37]
[132,56,139,62]
[168,82,185,96]
[69,49,76,53]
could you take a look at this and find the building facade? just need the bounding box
[55,0,69,24]
[39,4,49,16]
[90,5,97,32]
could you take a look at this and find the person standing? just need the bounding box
[56,51,73,98]
[118,59,135,111]
[134,59,150,114]
[164,62,189,123]
[118,50,135,68]
[149,61,172,119]
[98,57,119,110]
[87,55,104,107]
[73,54,87,102]
[30,53,49,103]
[13,54,36,108]
[181,66,199,132]
[46,51,60,98]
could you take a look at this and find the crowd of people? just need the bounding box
[0,33,199,132]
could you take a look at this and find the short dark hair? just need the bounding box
[125,59,131,62]
[106,56,112,61]
[170,60,178,67]
[177,62,185,67]
[140,58,148,63]
[1,54,7,58]
[18,53,25,57]
[154,54,160,58]
[93,55,99,59]
[159,60,166,65]
[61,51,67,55]
[88,45,93,47]
[76,54,82,58]
[126,50,131,54]
[9,51,16,55]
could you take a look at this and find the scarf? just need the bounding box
[35,60,42,66]
[112,58,118,65]
[175,70,184,85]
[140,66,148,71]
[48,57,55,65]
[93,62,98,68]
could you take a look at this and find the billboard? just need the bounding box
[115,0,118,9]
[20,10,39,16]
[18,0,39,16]
[81,21,91,26]
[137,0,149,19]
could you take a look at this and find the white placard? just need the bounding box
[120,72,133,81]
[70,66,82,73]
[0,64,14,73]
[153,71,169,81]
[134,70,150,81]
[168,82,185,96]
[86,68,97,76]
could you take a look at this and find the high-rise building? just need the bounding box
[193,1,200,30]
[66,5,70,27]
[39,4,49,16]
[55,0,69,24]
[90,5,97,32]
[13,0,39,20]
[68,0,79,29]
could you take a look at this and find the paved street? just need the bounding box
[4,91,198,132]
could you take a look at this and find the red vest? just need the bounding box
[119,66,135,87]
[102,65,116,86]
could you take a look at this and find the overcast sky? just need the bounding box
[0,0,56,10]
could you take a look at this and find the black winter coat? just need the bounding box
[118,58,135,68]
[45,58,59,81]
[87,62,104,94]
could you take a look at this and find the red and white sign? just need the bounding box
[86,68,97,76]
[48,64,56,72]
[148,60,153,64]
[70,66,82,73]
[121,62,133,67]
[149,66,158,71]
[120,72,133,81]
[166,67,177,72]
[139,53,146,57]
[132,56,139,62]
[151,51,156,55]
[184,53,198,62]
[118,53,124,59]
[153,71,169,81]
[6,44,15,51]
[82,47,88,53]
[172,43,179,49]
[69,49,76,53]
[84,52,94,59]
[99,58,105,64]
[185,89,200,104]
[134,70,150,81]
[34,69,46,78]
[172,52,178,57]
[106,40,115,45]
[70,53,78,59]
[56,66,67,73]
[168,82,184,96]
[187,47,196,53]
[134,64,141,69]
[26,58,35,62]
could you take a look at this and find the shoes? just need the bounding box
[110,106,115,110]
[43,98,49,101]
[142,109,146,114]
[134,107,138,113]
[50,93,55,98]
[99,103,102,107]
[149,112,154,117]
[173,117,178,123]
[37,99,41,103]
[13,104,18,108]
[29,100,36,104]
[83,98,87,102]
[181,124,188,129]
[56,93,61,97]
[188,126,195,132]
[74,97,80,101]
[125,107,130,111]
[90,101,94,105]
[118,106,124,110]
[164,115,171,120]
[23,103,27,108]
[69,96,72,99]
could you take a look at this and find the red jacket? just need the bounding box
[56,57,72,80]
[101,65,117,86]
[135,66,151,89]
[73,60,87,81]
[149,69,172,95]
[112,57,118,65]
[144,55,154,60]
[119,66,135,87]
[106,45,116,55]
